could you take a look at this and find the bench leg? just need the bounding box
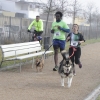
[52,53,54,61]
[26,59,27,64]
[47,54,49,59]
[43,54,46,59]
[0,61,3,68]
[43,54,45,59]
[19,60,22,73]
[32,58,34,69]
[14,60,16,67]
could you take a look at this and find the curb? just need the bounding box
[84,85,100,100]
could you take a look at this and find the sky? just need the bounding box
[79,0,100,9]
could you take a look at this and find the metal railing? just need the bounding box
[0,16,100,45]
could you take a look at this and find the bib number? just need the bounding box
[71,41,78,47]
[54,32,60,36]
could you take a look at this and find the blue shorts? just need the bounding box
[53,39,66,51]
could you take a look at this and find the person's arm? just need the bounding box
[58,22,70,33]
[40,20,43,31]
[79,41,84,44]
[78,33,85,44]
[28,20,35,30]
[66,33,71,42]
[58,27,70,33]
[51,22,55,34]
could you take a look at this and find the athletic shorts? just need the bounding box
[53,39,66,51]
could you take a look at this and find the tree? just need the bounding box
[43,0,57,13]
[43,0,53,35]
[83,2,95,27]
[55,0,69,16]
[92,8,100,26]
[92,8,100,38]
[68,0,83,24]
[83,2,95,39]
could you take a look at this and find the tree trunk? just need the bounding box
[44,0,53,36]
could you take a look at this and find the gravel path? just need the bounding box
[0,42,100,100]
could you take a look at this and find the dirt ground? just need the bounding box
[0,42,100,100]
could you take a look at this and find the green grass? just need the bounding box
[65,38,100,51]
[0,38,100,68]
[82,38,100,46]
[96,95,100,100]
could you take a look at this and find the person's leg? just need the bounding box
[33,30,37,41]
[37,31,43,36]
[74,47,82,68]
[59,40,66,59]
[54,47,59,66]
[36,31,43,43]
[53,39,59,71]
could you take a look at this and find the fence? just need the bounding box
[0,16,100,45]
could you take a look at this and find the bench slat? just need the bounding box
[28,47,41,53]
[16,52,44,60]
[2,44,41,52]
[5,50,53,61]
[4,51,16,58]
[1,41,40,49]
[41,51,53,55]
[16,47,41,55]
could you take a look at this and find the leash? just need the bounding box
[69,46,77,58]
[61,46,77,61]
[36,44,53,66]
[36,43,53,65]
[43,43,53,55]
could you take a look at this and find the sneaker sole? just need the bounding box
[53,68,58,71]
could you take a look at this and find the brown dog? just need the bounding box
[35,58,44,72]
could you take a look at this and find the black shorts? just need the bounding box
[34,30,43,36]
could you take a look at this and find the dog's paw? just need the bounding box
[73,73,76,76]
[61,85,65,87]
[67,84,71,88]
[61,83,65,87]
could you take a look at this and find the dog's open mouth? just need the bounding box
[64,70,70,74]
[63,64,73,74]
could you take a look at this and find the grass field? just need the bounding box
[0,38,100,68]
[96,95,100,100]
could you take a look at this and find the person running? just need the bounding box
[51,11,70,71]
[27,15,43,42]
[66,24,85,74]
